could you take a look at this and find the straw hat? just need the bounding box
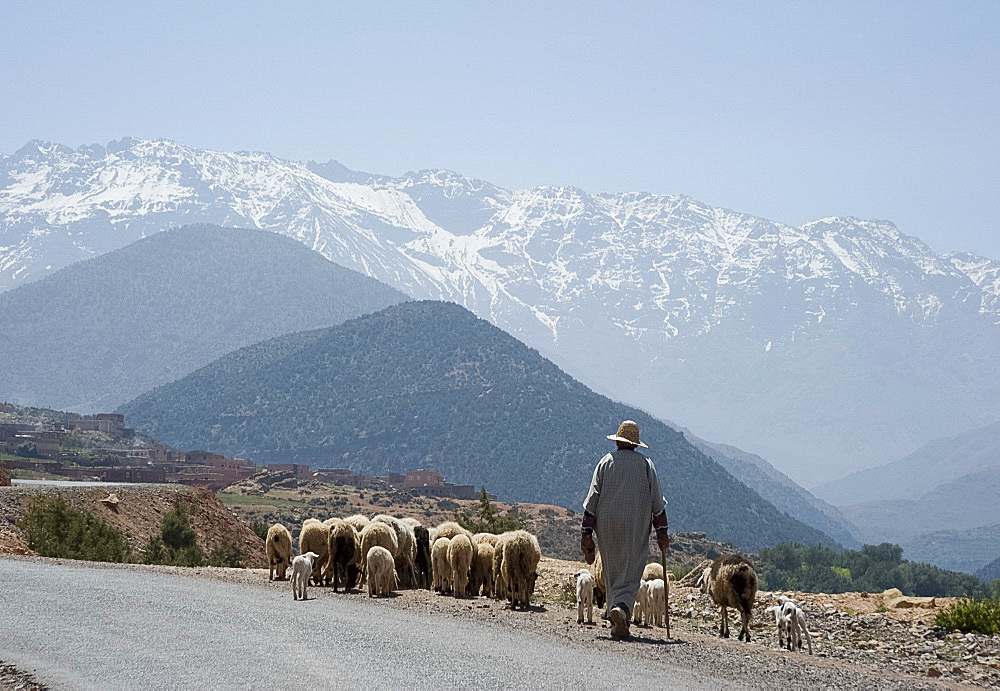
[606,420,647,448]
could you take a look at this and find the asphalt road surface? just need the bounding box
[1,559,722,689]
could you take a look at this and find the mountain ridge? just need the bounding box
[119,300,837,552]
[0,224,407,410]
[4,137,1000,486]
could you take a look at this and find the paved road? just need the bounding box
[0,559,722,689]
[12,479,140,488]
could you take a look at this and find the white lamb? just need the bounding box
[766,596,813,654]
[291,551,319,601]
[575,569,594,624]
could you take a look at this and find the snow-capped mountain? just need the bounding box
[3,138,998,486]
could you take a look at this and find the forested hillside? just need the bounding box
[122,301,835,551]
[0,225,407,411]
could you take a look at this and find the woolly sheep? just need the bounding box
[470,542,495,597]
[430,521,472,544]
[343,514,370,533]
[366,546,397,598]
[647,578,666,627]
[401,517,422,530]
[448,534,474,598]
[472,532,499,548]
[291,551,319,601]
[575,569,595,624]
[266,523,293,581]
[325,520,360,591]
[592,552,606,610]
[633,579,648,625]
[299,522,331,586]
[322,517,340,528]
[432,537,453,593]
[413,525,432,590]
[501,530,541,609]
[642,562,664,582]
[373,514,416,588]
[696,554,758,642]
[303,518,321,526]
[491,532,512,600]
[359,521,399,584]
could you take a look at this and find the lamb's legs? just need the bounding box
[720,606,730,638]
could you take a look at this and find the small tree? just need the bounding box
[454,488,527,534]
[145,500,205,567]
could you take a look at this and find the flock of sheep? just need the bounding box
[269,515,812,654]
[265,514,542,608]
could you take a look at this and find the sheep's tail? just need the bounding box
[730,564,755,618]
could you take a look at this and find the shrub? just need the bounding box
[208,540,246,568]
[251,521,269,541]
[19,496,132,563]
[935,598,1000,635]
[144,500,206,567]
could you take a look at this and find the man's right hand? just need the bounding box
[581,532,596,564]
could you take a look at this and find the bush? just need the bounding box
[144,500,206,567]
[208,540,246,568]
[19,496,132,563]
[935,598,1000,635]
[251,521,269,541]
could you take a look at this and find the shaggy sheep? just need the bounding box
[592,552,606,610]
[303,518,321,526]
[366,546,397,598]
[359,521,399,583]
[265,523,293,581]
[430,521,472,544]
[299,522,331,586]
[325,520,360,591]
[575,569,595,624]
[432,537,453,593]
[291,551,319,601]
[642,562,664,582]
[343,514,370,534]
[401,517,422,530]
[696,554,758,642]
[322,517,340,528]
[647,578,666,627]
[472,532,499,548]
[491,533,512,600]
[470,542,495,597]
[501,530,541,609]
[413,525,432,590]
[448,534,474,598]
[373,514,416,587]
[633,579,649,625]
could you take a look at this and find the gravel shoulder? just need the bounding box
[4,554,988,689]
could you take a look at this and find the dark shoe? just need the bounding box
[610,605,630,639]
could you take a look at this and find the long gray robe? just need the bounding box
[583,448,665,617]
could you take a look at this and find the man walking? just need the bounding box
[581,419,668,639]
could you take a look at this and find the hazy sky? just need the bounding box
[2,1,998,258]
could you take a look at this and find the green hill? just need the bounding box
[0,225,407,411]
[121,300,836,551]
